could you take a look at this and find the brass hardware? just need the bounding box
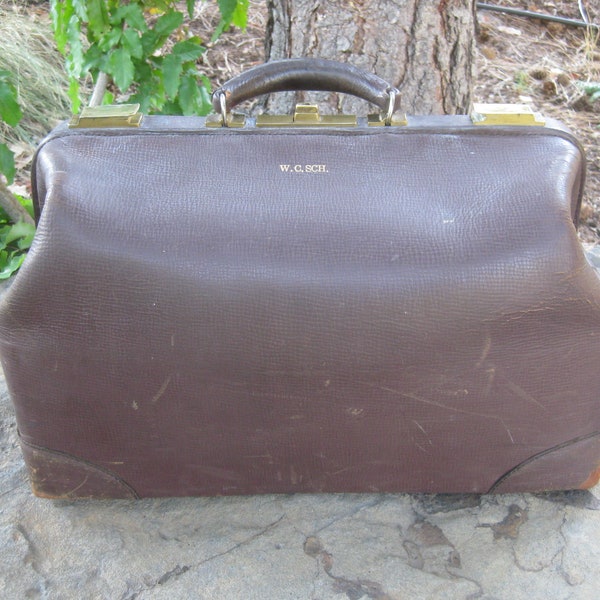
[294,103,320,123]
[206,103,408,128]
[470,103,545,126]
[69,104,143,129]
[256,104,357,128]
[367,113,408,127]
[205,113,246,128]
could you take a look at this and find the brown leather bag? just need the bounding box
[1,59,599,499]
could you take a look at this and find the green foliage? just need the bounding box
[214,0,249,41]
[577,81,600,102]
[0,72,36,278]
[0,196,35,279]
[0,145,15,188]
[513,70,530,93]
[0,71,22,184]
[50,0,249,114]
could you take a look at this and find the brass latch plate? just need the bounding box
[69,104,143,129]
[367,113,408,127]
[205,113,246,128]
[256,103,357,128]
[470,103,545,126]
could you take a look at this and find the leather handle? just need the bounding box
[212,58,401,114]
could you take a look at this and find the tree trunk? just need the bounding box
[264,0,475,116]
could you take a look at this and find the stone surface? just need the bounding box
[1,369,599,600]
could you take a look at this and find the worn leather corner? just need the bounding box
[489,432,600,493]
[580,462,600,489]
[20,439,139,500]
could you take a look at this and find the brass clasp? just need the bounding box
[205,113,246,128]
[367,113,408,127]
[470,103,545,126]
[69,104,143,129]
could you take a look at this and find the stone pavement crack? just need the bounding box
[556,510,585,587]
[556,512,569,585]
[536,489,600,511]
[303,535,395,600]
[412,493,482,515]
[511,541,565,574]
[477,504,528,540]
[0,480,26,498]
[190,513,286,569]
[156,564,190,585]
[451,571,485,600]
[314,496,386,534]
[122,513,286,599]
[308,557,320,600]
[14,523,46,579]
[399,515,484,597]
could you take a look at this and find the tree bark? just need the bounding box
[264,0,476,116]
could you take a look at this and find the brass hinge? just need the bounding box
[69,104,144,129]
[367,113,408,127]
[205,113,246,128]
[470,103,545,126]
[256,104,357,128]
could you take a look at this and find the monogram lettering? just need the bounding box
[279,164,328,173]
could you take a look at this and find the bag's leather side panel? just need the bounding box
[2,127,599,496]
[489,432,600,493]
[20,439,139,499]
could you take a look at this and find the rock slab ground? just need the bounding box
[1,367,599,600]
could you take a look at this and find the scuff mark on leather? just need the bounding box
[151,375,172,404]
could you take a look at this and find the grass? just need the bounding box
[0,1,71,150]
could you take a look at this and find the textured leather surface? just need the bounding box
[1,114,599,498]
[212,58,402,112]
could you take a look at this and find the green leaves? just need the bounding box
[2,220,35,248]
[163,39,205,100]
[578,81,600,103]
[111,3,146,31]
[122,28,143,59]
[49,1,250,115]
[178,73,202,115]
[217,0,238,22]
[0,251,26,279]
[50,0,84,110]
[177,73,212,115]
[186,0,197,18]
[171,38,205,62]
[0,196,35,279]
[231,0,249,29]
[163,55,183,99]
[154,10,183,38]
[213,0,249,40]
[87,0,110,33]
[0,145,16,185]
[50,0,74,54]
[0,71,23,127]
[0,71,21,184]
[108,48,134,91]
